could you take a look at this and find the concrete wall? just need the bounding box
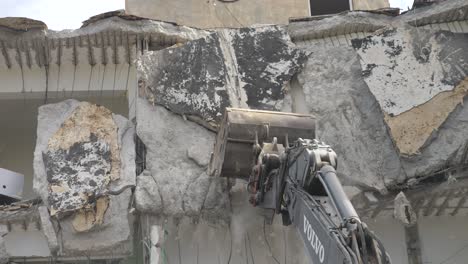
[125,0,390,29]
[125,0,310,28]
[352,0,389,10]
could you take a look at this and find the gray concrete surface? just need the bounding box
[125,0,310,28]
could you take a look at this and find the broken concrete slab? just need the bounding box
[135,98,230,219]
[137,32,229,124]
[137,26,306,127]
[385,78,468,155]
[399,93,468,181]
[34,99,135,256]
[353,28,468,117]
[350,27,468,181]
[40,101,120,217]
[297,46,404,193]
[34,99,135,205]
[34,99,81,203]
[227,27,307,109]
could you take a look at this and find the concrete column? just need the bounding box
[405,224,422,264]
[150,225,163,264]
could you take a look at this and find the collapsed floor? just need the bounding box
[0,0,467,263]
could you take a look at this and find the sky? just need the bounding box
[0,0,415,31]
[389,0,415,11]
[0,0,124,30]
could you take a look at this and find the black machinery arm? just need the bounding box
[210,108,391,263]
[248,138,391,264]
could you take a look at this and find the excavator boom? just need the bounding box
[210,108,391,264]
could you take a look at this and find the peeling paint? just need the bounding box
[386,78,468,155]
[354,28,468,116]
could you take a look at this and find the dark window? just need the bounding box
[309,0,350,16]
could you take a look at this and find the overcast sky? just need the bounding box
[0,0,124,30]
[0,0,414,30]
[389,0,415,11]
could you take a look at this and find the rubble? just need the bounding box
[33,100,135,256]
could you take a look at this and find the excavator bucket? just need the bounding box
[209,108,315,180]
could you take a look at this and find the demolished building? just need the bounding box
[0,0,467,263]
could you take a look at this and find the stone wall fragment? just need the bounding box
[354,28,468,117]
[137,26,306,127]
[385,78,468,155]
[135,98,230,218]
[297,46,403,193]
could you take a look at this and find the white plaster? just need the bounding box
[356,28,458,116]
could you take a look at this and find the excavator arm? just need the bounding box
[210,108,391,264]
